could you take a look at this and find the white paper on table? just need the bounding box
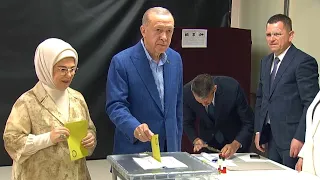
[201,152,219,162]
[182,29,207,48]
[133,156,188,170]
[236,154,269,162]
[197,156,219,169]
[198,155,237,168]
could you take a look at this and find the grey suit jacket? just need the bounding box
[255,44,319,149]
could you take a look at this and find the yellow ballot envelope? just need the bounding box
[151,134,161,162]
[64,120,89,161]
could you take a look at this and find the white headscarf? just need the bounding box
[34,38,78,121]
[34,38,78,89]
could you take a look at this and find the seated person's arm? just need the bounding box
[183,101,197,144]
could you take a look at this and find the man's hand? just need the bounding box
[134,123,154,142]
[221,140,241,158]
[295,158,303,171]
[290,138,303,158]
[193,138,206,152]
[255,132,266,152]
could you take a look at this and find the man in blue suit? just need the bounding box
[254,14,319,169]
[106,7,183,154]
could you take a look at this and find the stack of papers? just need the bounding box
[133,156,188,170]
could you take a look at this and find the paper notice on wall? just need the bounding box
[182,29,207,48]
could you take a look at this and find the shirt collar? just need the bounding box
[140,39,167,65]
[211,90,216,106]
[274,45,291,62]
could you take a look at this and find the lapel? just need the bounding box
[163,54,173,117]
[212,80,222,125]
[312,111,320,138]
[33,82,66,125]
[68,90,79,120]
[131,42,163,112]
[264,55,273,95]
[309,93,320,138]
[269,45,296,98]
[197,103,214,127]
[201,77,222,126]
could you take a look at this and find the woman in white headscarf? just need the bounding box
[295,91,320,177]
[3,38,96,180]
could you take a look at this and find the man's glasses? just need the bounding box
[57,67,78,76]
[266,32,283,38]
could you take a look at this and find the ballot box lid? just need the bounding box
[107,152,218,180]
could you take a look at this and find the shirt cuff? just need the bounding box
[23,132,54,156]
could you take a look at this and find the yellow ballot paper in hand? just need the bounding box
[151,134,161,162]
[64,120,89,161]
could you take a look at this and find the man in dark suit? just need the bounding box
[254,14,319,169]
[184,74,254,158]
[106,7,183,154]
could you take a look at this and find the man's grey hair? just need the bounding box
[142,7,173,25]
[191,74,215,99]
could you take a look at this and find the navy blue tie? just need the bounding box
[266,57,280,125]
[208,103,215,121]
[270,57,280,87]
[208,103,225,143]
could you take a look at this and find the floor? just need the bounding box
[0,159,113,180]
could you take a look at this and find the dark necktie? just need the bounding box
[266,57,280,125]
[208,103,224,143]
[208,103,215,121]
[270,57,280,87]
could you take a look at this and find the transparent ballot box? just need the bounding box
[107,152,218,180]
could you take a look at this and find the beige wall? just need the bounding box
[232,0,320,93]
[231,0,284,93]
[290,0,320,81]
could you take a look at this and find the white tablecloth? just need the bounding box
[196,153,320,180]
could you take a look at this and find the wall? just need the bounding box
[232,0,320,93]
[231,0,284,93]
[290,0,320,79]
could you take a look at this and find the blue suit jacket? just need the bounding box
[255,45,319,149]
[106,42,183,154]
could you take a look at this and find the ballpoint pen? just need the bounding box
[205,145,221,153]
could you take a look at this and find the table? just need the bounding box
[108,152,320,180]
[196,153,320,180]
[107,152,218,180]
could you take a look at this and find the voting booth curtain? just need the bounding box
[0,0,231,166]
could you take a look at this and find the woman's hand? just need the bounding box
[82,132,95,149]
[50,127,70,144]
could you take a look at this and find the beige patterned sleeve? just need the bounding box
[3,99,31,163]
[80,94,97,156]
